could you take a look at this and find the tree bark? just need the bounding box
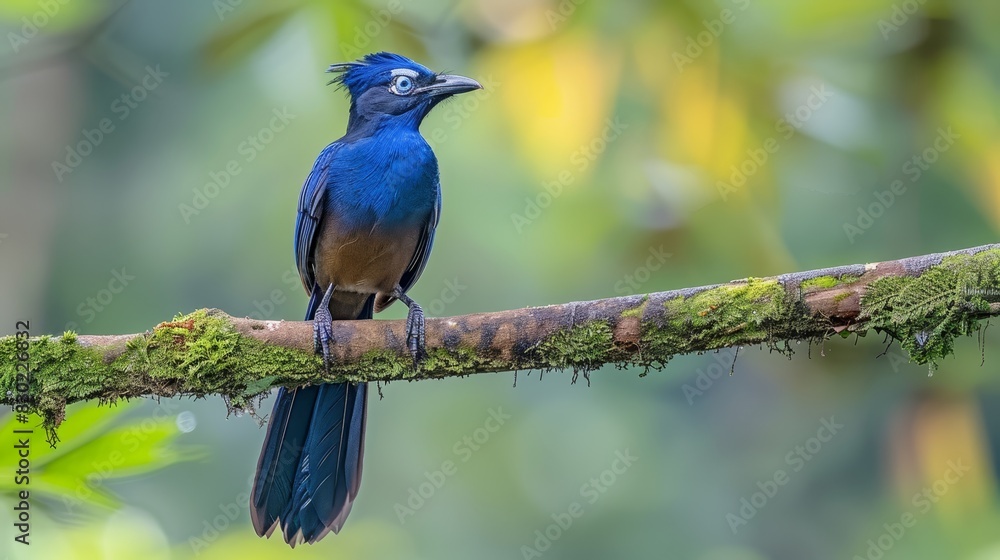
[3,244,998,432]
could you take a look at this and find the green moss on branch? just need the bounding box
[860,248,1000,365]
[636,277,827,367]
[802,274,860,290]
[1,244,998,440]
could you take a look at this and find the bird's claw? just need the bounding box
[313,307,334,371]
[404,303,426,363]
[313,284,336,371]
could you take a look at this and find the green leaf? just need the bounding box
[0,401,203,511]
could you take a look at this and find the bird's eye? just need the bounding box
[390,75,415,96]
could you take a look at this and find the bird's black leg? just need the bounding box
[391,286,425,361]
[314,283,335,370]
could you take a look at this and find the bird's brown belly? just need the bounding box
[313,218,419,296]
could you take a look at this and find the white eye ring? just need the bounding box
[390,75,415,95]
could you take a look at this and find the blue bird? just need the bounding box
[250,52,481,546]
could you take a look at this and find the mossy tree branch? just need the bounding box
[3,244,999,434]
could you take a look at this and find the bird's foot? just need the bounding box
[313,283,335,371]
[404,302,426,362]
[392,286,426,363]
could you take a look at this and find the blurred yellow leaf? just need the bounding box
[979,146,1000,227]
[889,394,995,520]
[484,34,621,179]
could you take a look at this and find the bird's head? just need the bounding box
[327,52,482,133]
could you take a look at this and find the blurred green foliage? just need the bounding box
[0,402,201,511]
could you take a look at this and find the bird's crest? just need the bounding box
[326,52,433,97]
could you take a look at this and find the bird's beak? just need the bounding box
[416,74,483,97]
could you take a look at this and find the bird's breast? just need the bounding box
[312,132,439,295]
[314,218,423,295]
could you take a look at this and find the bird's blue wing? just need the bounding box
[294,143,341,294]
[399,181,441,295]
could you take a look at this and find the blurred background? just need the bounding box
[2,0,1000,558]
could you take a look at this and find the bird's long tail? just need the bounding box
[250,291,372,546]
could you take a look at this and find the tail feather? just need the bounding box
[251,290,372,545]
